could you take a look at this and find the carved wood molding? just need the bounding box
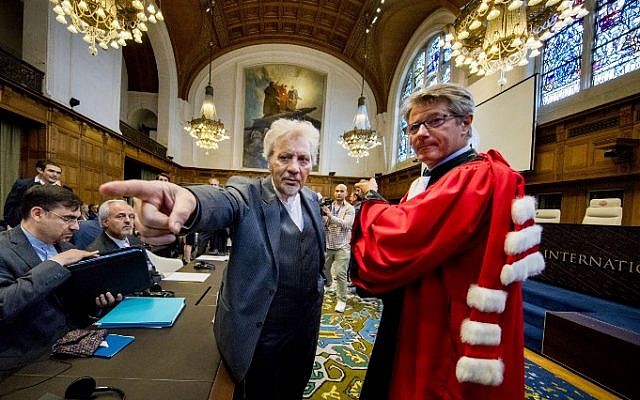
[568,117,619,138]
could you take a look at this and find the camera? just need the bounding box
[321,197,333,207]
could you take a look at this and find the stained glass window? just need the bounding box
[592,0,640,86]
[540,0,639,105]
[396,34,451,162]
[541,21,584,105]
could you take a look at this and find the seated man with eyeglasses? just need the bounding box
[0,185,121,377]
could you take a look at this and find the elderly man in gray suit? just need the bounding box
[0,185,119,376]
[100,118,325,400]
[86,200,142,252]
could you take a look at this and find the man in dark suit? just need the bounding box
[85,200,161,285]
[194,177,229,256]
[3,160,67,228]
[70,218,102,250]
[86,200,142,252]
[100,118,325,400]
[0,185,119,375]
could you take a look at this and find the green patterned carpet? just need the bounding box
[304,294,599,400]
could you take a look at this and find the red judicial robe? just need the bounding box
[352,150,545,399]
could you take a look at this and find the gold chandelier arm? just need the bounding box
[443,0,588,84]
[50,0,163,55]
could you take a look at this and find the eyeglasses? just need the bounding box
[407,114,460,135]
[46,209,81,225]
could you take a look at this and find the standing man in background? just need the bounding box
[195,178,229,257]
[100,118,325,400]
[151,172,179,258]
[3,160,68,228]
[156,172,170,182]
[322,183,355,313]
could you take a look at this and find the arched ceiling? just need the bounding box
[123,0,464,113]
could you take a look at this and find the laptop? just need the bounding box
[57,247,152,307]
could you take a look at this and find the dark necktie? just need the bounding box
[422,169,431,177]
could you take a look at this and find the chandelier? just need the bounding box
[443,0,588,85]
[49,0,164,56]
[184,1,228,155]
[338,27,381,161]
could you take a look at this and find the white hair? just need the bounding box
[262,119,320,163]
[98,199,129,222]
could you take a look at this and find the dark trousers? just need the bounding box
[358,289,403,400]
[195,229,228,256]
[233,295,322,400]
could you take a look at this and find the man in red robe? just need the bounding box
[351,83,545,399]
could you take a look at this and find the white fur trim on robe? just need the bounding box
[504,225,542,255]
[456,356,504,386]
[460,319,501,345]
[500,252,546,286]
[511,196,536,225]
[467,285,507,313]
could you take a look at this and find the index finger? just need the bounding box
[100,180,159,200]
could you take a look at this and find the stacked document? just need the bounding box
[196,254,229,262]
[95,297,186,328]
[163,272,210,282]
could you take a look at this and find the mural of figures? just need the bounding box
[263,81,279,116]
[244,64,326,170]
[287,86,301,111]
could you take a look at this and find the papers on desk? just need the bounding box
[93,334,135,358]
[196,254,229,261]
[163,272,210,282]
[95,297,186,328]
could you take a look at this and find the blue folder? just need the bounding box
[93,334,135,358]
[95,297,186,328]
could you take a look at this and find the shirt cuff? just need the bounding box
[179,192,201,234]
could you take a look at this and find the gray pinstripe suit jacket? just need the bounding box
[0,227,74,373]
[189,176,325,382]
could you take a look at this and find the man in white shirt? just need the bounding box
[3,159,68,228]
[322,184,355,312]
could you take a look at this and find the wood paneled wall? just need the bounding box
[526,94,640,225]
[1,82,173,206]
[377,164,421,202]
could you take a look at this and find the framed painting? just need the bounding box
[243,64,326,170]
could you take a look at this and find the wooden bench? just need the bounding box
[542,311,640,399]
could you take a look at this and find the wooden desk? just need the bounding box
[534,223,640,307]
[543,311,640,399]
[0,262,226,400]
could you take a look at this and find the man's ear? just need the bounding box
[30,206,46,221]
[461,114,473,135]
